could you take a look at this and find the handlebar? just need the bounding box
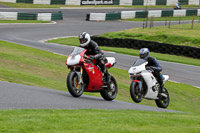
[146,66,155,73]
[83,54,94,64]
[83,54,88,59]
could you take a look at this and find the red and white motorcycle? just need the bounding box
[128,59,170,108]
[66,47,118,101]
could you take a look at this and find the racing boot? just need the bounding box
[102,73,107,84]
[157,73,164,94]
[159,84,165,93]
[106,72,111,85]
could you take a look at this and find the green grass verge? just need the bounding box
[0,40,200,113]
[0,109,200,133]
[0,20,51,23]
[0,40,200,132]
[123,16,200,21]
[99,23,200,48]
[47,37,200,66]
[0,1,200,8]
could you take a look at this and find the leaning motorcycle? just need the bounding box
[128,59,170,108]
[66,47,118,101]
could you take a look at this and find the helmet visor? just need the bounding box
[80,38,87,44]
[140,53,147,59]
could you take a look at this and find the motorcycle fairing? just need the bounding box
[105,57,116,68]
[66,48,86,66]
[141,71,159,100]
[83,62,103,92]
[66,54,81,66]
[128,62,147,74]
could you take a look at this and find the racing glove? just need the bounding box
[88,56,95,60]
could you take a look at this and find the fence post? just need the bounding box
[179,17,181,25]
[168,16,171,28]
[152,16,154,27]
[165,16,167,26]
[191,15,194,29]
[143,17,145,29]
[150,17,152,28]
[145,17,148,28]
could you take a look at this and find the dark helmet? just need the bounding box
[139,48,150,60]
[78,32,91,47]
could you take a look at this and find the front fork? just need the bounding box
[75,67,83,84]
[133,78,143,93]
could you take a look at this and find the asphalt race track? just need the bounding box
[0,8,199,111]
[0,81,181,112]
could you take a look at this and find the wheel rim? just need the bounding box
[134,84,142,100]
[159,88,169,105]
[160,94,169,105]
[72,76,82,94]
[107,82,116,97]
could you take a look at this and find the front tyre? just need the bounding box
[130,81,143,103]
[155,88,169,108]
[100,76,118,101]
[67,71,84,97]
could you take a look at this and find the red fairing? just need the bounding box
[105,63,112,68]
[133,80,140,83]
[83,62,103,92]
[79,49,87,64]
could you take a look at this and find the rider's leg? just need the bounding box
[155,72,164,93]
[104,68,111,84]
[99,60,111,84]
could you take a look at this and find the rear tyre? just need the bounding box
[67,71,84,97]
[100,76,118,101]
[130,81,143,103]
[155,88,169,108]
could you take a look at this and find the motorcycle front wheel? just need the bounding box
[155,88,169,108]
[100,76,118,101]
[130,81,143,103]
[67,71,84,97]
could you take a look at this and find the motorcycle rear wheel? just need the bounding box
[130,81,143,103]
[155,88,169,108]
[100,76,118,101]
[67,71,84,97]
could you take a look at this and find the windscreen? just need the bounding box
[71,47,85,56]
[132,59,147,66]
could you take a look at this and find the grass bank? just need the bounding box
[0,1,200,8]
[0,109,200,133]
[0,40,200,132]
[47,37,200,66]
[99,23,200,48]
[0,20,51,23]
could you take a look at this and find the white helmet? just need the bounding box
[139,48,150,60]
[79,32,91,47]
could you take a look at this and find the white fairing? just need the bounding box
[128,63,146,74]
[106,57,116,66]
[141,71,159,99]
[67,55,81,66]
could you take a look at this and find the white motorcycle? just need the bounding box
[128,59,170,108]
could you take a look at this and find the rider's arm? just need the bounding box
[91,40,104,59]
[153,58,162,72]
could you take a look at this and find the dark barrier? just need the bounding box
[91,36,200,58]
[51,11,63,20]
